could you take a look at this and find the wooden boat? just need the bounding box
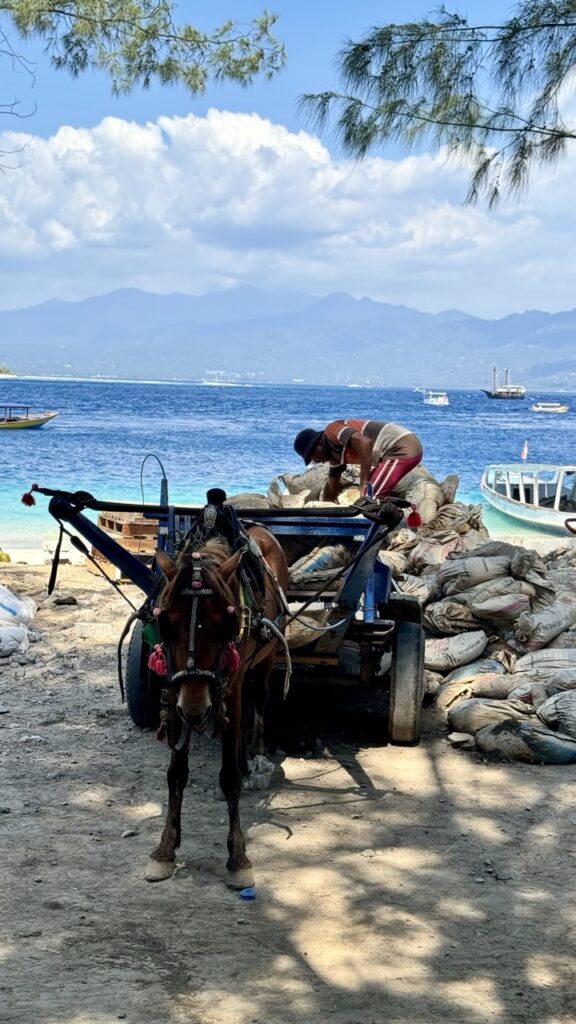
[482,367,525,400]
[423,390,449,406]
[0,405,59,430]
[531,401,569,414]
[480,463,576,533]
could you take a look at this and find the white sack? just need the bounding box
[0,623,30,657]
[424,630,488,672]
[475,720,576,764]
[0,584,37,626]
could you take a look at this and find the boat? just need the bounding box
[0,405,59,430]
[482,367,525,400]
[480,463,576,533]
[531,401,569,414]
[423,390,449,406]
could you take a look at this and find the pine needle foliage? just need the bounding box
[1,1,285,94]
[300,1,576,205]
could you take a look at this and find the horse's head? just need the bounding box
[155,541,242,732]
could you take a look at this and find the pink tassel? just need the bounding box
[223,641,241,673]
[148,643,168,676]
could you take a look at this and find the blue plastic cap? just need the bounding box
[239,887,256,900]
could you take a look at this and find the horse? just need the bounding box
[145,523,288,888]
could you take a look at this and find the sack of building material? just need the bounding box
[389,463,437,496]
[451,576,536,609]
[424,502,480,536]
[448,697,538,734]
[285,605,330,649]
[386,527,419,552]
[442,658,508,685]
[475,719,576,764]
[514,603,576,650]
[396,573,440,605]
[290,544,350,582]
[338,486,361,506]
[547,629,576,650]
[423,600,482,635]
[425,630,488,672]
[281,464,328,497]
[279,491,311,509]
[0,623,30,657]
[536,690,576,738]
[424,670,444,697]
[470,593,532,623]
[410,535,467,570]
[436,672,515,713]
[403,480,445,525]
[438,555,513,595]
[377,550,409,577]
[226,492,271,509]
[0,585,37,626]
[514,649,576,676]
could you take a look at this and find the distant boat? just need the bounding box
[480,463,576,533]
[423,390,449,406]
[482,367,525,400]
[531,401,569,414]
[0,404,59,430]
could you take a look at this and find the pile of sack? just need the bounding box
[0,583,37,656]
[383,513,576,764]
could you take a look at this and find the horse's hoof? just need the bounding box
[144,858,175,882]
[226,867,255,890]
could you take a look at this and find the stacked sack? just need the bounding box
[0,583,37,656]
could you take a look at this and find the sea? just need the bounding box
[1,376,576,557]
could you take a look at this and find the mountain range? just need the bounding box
[1,286,575,388]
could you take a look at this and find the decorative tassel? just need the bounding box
[406,504,422,529]
[222,641,241,673]
[21,483,38,506]
[148,643,168,675]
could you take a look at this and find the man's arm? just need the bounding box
[322,467,344,502]
[347,432,374,491]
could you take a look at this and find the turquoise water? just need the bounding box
[1,377,575,551]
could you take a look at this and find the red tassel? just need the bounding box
[21,483,39,506]
[406,504,422,529]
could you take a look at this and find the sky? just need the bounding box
[0,0,574,318]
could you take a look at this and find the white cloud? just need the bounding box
[0,108,575,316]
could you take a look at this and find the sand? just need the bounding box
[0,559,575,1024]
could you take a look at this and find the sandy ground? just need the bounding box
[1,561,576,1024]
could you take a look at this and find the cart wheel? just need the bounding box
[388,621,424,745]
[566,518,576,536]
[126,619,161,729]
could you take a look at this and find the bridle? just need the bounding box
[156,549,244,748]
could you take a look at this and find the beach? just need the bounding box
[1,559,575,1023]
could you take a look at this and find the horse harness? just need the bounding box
[152,535,290,750]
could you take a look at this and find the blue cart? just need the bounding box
[33,486,425,745]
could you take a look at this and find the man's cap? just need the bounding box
[294,428,323,465]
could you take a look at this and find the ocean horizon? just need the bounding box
[2,376,575,558]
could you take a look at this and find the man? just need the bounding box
[293,418,423,501]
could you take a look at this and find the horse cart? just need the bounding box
[28,484,425,745]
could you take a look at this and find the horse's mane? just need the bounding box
[160,538,236,609]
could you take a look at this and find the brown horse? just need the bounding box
[145,525,288,888]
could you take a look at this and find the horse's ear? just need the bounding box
[219,550,242,585]
[156,550,177,580]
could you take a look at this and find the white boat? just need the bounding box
[482,367,525,400]
[480,463,576,533]
[531,401,569,414]
[423,390,449,406]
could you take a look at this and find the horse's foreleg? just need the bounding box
[145,745,189,882]
[249,652,275,757]
[221,682,254,890]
